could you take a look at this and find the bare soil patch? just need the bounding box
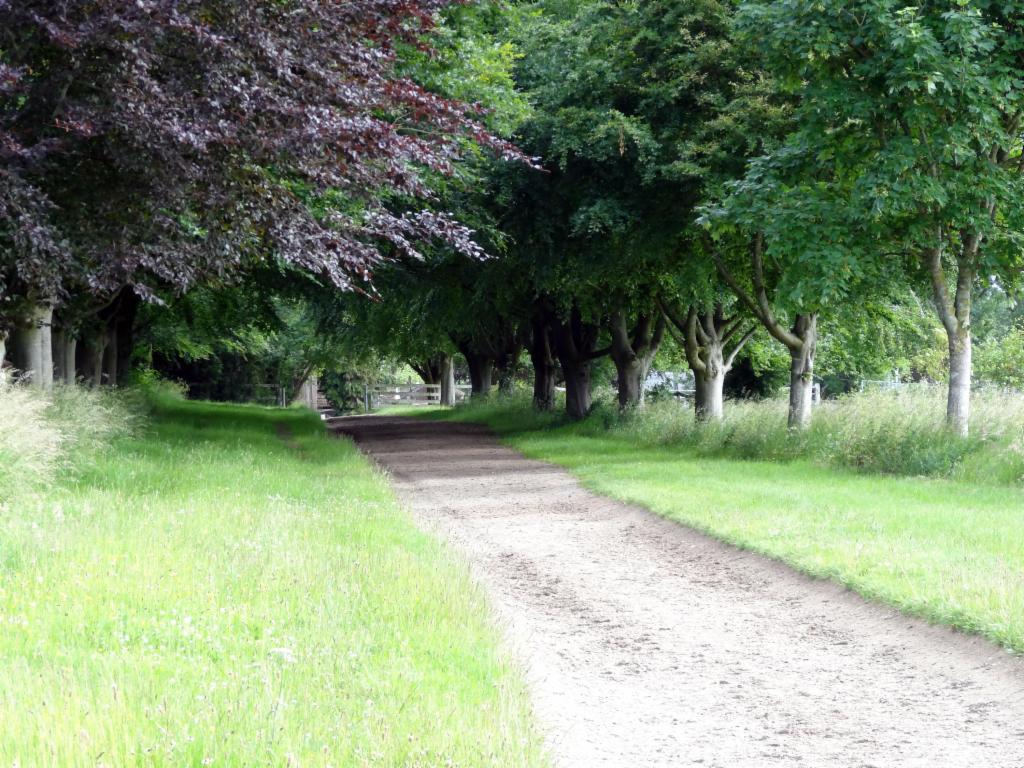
[333,415,1024,768]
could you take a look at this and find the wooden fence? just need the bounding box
[369,383,470,409]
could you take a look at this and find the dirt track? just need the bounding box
[332,415,1024,768]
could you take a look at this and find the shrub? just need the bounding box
[975,327,1024,390]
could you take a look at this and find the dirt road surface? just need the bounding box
[332,415,1024,768]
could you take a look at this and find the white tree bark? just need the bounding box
[661,300,754,423]
[63,336,77,384]
[12,301,55,389]
[927,240,975,437]
[39,302,54,390]
[440,355,456,407]
[947,332,972,438]
[785,314,817,430]
[701,367,726,421]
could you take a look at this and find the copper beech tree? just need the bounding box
[0,0,525,386]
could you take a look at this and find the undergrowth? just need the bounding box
[413,386,1024,483]
[0,381,142,503]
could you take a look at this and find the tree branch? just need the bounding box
[684,307,706,375]
[725,327,757,368]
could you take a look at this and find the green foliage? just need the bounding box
[402,2,533,136]
[975,328,1024,390]
[732,0,1024,303]
[814,290,946,382]
[142,282,355,402]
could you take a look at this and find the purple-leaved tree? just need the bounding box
[0,0,525,386]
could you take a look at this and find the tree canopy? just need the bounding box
[3,0,1023,439]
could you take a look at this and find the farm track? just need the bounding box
[332,415,1024,768]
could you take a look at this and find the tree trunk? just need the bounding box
[464,352,493,397]
[0,331,6,380]
[787,314,817,430]
[414,368,437,385]
[531,360,556,411]
[12,301,54,389]
[552,306,605,420]
[497,365,516,393]
[561,355,592,420]
[494,342,521,394]
[39,303,54,390]
[946,327,971,438]
[615,358,643,409]
[114,294,138,385]
[926,244,975,437]
[13,325,39,384]
[86,332,107,387]
[693,372,707,417]
[609,310,664,409]
[440,355,456,406]
[713,235,822,430]
[103,328,118,387]
[636,349,658,407]
[610,313,641,410]
[528,310,557,411]
[52,328,66,384]
[63,336,77,384]
[695,341,727,422]
[410,356,443,385]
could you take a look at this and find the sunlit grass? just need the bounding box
[413,395,1024,653]
[0,395,545,766]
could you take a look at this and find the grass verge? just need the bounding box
[0,392,545,766]
[404,396,1024,654]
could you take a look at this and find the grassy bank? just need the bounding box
[408,393,1024,653]
[0,386,544,766]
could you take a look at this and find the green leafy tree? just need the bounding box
[504,0,785,415]
[738,0,1024,435]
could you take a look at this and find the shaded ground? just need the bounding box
[332,415,1024,768]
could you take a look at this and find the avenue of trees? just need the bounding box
[3,0,1024,439]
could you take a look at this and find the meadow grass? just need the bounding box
[0,391,545,767]
[405,393,1024,653]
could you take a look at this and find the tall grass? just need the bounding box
[415,386,1024,482]
[0,382,140,503]
[1,389,546,766]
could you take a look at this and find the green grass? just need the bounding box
[0,394,545,766]
[405,397,1024,654]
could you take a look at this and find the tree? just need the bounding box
[707,230,821,429]
[1,0,525,386]
[660,296,755,421]
[740,0,1024,435]
[609,310,666,408]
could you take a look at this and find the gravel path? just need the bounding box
[332,415,1024,768]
